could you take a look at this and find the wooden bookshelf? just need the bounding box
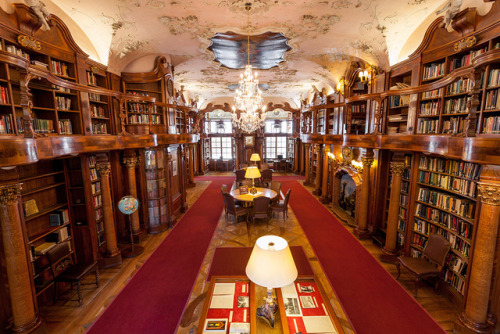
[387,72,411,134]
[142,148,169,233]
[409,155,480,303]
[86,63,112,135]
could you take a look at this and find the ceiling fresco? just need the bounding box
[17,0,495,108]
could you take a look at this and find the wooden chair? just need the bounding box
[396,233,451,297]
[270,180,281,204]
[216,160,226,171]
[221,185,229,217]
[46,242,99,306]
[235,169,246,186]
[223,193,250,223]
[271,189,291,222]
[252,196,271,226]
[260,169,273,187]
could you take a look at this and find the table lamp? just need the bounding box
[246,235,298,328]
[245,166,261,194]
[250,153,261,166]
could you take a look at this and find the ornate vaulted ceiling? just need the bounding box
[9,0,494,108]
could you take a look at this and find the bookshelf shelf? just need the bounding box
[28,222,71,244]
[24,203,67,222]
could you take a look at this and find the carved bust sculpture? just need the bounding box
[25,0,51,31]
[436,0,463,30]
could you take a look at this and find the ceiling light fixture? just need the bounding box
[232,2,266,133]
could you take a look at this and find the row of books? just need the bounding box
[485,89,500,110]
[442,117,465,135]
[56,96,72,110]
[399,206,407,220]
[449,47,487,72]
[419,100,441,116]
[412,233,428,248]
[51,60,71,77]
[93,194,102,207]
[128,102,148,113]
[422,62,445,80]
[351,104,366,114]
[398,219,406,231]
[89,93,101,102]
[389,95,408,108]
[417,189,474,219]
[86,71,98,86]
[418,156,481,180]
[444,268,465,294]
[483,116,500,134]
[401,179,410,193]
[151,115,162,124]
[91,181,101,195]
[443,97,467,114]
[400,194,408,207]
[397,232,405,247]
[446,78,472,96]
[411,248,423,258]
[445,253,468,277]
[89,168,99,182]
[54,85,71,93]
[0,86,9,104]
[58,119,73,135]
[90,105,106,118]
[414,217,472,246]
[88,155,96,167]
[0,114,12,134]
[128,114,149,124]
[450,237,471,258]
[415,206,473,239]
[417,119,438,134]
[487,68,500,88]
[144,150,165,169]
[95,208,103,221]
[421,88,442,100]
[5,44,29,60]
[418,171,478,197]
[92,123,108,134]
[22,118,55,133]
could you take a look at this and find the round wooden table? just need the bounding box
[230,187,278,203]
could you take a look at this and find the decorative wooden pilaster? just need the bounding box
[235,139,240,170]
[294,139,300,174]
[187,144,195,187]
[455,168,500,334]
[320,146,331,203]
[354,151,374,239]
[0,184,43,333]
[181,145,188,212]
[304,144,312,186]
[300,143,306,175]
[313,145,323,195]
[381,160,406,262]
[96,162,122,267]
[123,153,143,243]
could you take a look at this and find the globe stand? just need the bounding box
[118,195,144,258]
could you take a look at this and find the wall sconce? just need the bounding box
[358,69,371,85]
[327,152,337,162]
[336,79,345,95]
[351,160,363,171]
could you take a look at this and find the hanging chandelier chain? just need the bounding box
[246,3,250,66]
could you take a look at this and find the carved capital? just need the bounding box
[0,184,22,205]
[123,156,139,169]
[96,162,111,177]
[478,184,500,206]
[361,157,374,169]
[390,161,406,175]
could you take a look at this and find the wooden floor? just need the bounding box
[38,172,459,333]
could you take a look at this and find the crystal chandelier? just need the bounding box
[232,2,266,133]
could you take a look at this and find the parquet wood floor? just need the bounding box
[38,173,458,333]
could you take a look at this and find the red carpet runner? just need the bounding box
[87,177,233,334]
[281,180,446,334]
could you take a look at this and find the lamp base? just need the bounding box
[250,186,258,194]
[256,288,278,328]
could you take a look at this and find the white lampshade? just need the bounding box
[246,235,298,289]
[245,166,261,179]
[250,153,261,162]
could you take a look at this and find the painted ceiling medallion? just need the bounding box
[208,31,291,70]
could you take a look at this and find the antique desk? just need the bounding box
[197,275,344,334]
[229,188,278,203]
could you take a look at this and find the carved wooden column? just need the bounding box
[181,145,188,212]
[455,166,500,334]
[381,160,406,262]
[96,162,122,267]
[235,138,240,170]
[354,150,374,239]
[0,184,43,333]
[320,146,331,203]
[123,153,143,243]
[300,143,306,175]
[313,145,323,195]
[187,144,195,187]
[294,139,300,174]
[304,144,312,186]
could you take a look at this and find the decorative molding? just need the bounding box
[478,184,500,206]
[17,35,41,51]
[390,161,406,175]
[123,156,139,168]
[342,146,352,164]
[454,36,477,52]
[0,183,22,205]
[361,156,374,169]
[96,162,111,176]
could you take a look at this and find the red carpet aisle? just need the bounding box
[87,177,233,334]
[281,180,446,334]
